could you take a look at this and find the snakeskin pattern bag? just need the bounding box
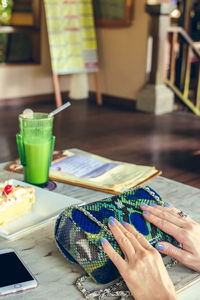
[55,186,179,298]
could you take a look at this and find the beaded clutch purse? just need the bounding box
[55,186,179,285]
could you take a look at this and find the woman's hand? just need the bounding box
[101,217,177,300]
[141,203,200,272]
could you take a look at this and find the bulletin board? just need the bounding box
[43,0,102,108]
[93,0,134,27]
[43,0,98,75]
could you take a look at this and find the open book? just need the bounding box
[6,148,161,194]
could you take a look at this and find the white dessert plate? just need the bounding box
[0,179,84,240]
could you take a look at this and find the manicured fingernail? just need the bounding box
[141,202,148,207]
[143,211,150,215]
[109,217,116,226]
[122,221,128,227]
[165,203,170,207]
[150,203,157,207]
[101,238,107,245]
[156,244,164,251]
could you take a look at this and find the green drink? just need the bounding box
[16,112,55,186]
[23,141,52,184]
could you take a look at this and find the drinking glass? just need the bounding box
[16,112,55,186]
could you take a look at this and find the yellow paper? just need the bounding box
[82,28,95,39]
[64,32,81,44]
[67,45,82,56]
[79,4,93,14]
[80,16,94,27]
[67,57,84,68]
[83,40,97,50]
[62,5,77,16]
[63,19,80,28]
[44,0,98,74]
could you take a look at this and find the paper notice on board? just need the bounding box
[44,0,98,74]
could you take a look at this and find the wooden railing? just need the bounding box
[166,26,200,116]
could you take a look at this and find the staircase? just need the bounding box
[166,26,200,116]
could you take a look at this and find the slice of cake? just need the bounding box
[0,182,35,226]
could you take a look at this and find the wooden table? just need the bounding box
[0,162,200,300]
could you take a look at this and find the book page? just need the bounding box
[49,149,161,194]
[51,155,121,178]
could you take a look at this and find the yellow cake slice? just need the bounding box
[0,182,35,226]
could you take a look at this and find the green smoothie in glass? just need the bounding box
[16,112,55,186]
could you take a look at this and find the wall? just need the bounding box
[0,0,149,101]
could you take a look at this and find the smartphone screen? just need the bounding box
[0,249,37,296]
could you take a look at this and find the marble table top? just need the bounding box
[0,162,200,300]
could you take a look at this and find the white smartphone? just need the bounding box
[0,248,38,296]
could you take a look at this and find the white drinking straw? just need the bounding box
[48,101,71,117]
